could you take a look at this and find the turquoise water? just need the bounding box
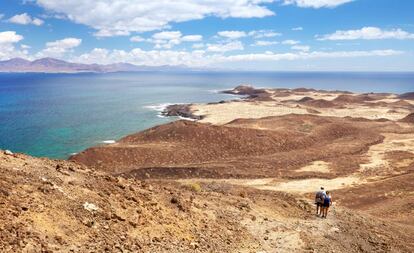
[0,71,413,159]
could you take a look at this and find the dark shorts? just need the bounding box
[316,202,323,207]
[323,203,330,208]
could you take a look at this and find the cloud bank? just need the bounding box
[283,0,354,8]
[34,0,275,36]
[36,38,82,58]
[318,27,414,40]
[72,47,402,67]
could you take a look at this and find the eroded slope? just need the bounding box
[1,151,413,252]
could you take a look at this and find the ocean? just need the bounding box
[0,71,413,159]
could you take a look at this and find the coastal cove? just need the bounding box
[1,71,413,159]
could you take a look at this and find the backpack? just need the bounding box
[315,191,325,203]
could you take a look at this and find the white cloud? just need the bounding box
[182,35,203,42]
[94,30,130,37]
[71,47,402,68]
[8,13,31,25]
[149,31,203,49]
[218,30,281,41]
[74,47,209,66]
[292,27,303,31]
[0,31,24,44]
[74,48,108,62]
[46,38,82,49]
[248,30,282,38]
[32,18,45,26]
[283,0,354,8]
[282,39,300,45]
[291,45,310,51]
[8,13,44,26]
[253,40,279,46]
[34,0,275,36]
[21,44,31,49]
[207,41,244,52]
[37,37,82,58]
[130,36,145,42]
[218,31,247,39]
[74,48,110,64]
[192,43,205,49]
[220,49,402,62]
[152,31,182,40]
[317,27,414,40]
[0,31,28,60]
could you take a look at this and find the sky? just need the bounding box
[0,0,414,71]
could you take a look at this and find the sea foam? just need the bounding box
[102,140,116,144]
[178,116,197,121]
[143,103,175,112]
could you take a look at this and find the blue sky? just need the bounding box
[1,0,414,71]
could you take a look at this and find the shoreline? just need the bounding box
[161,85,414,125]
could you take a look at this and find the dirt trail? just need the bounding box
[241,212,339,253]
[178,175,361,195]
[239,194,342,253]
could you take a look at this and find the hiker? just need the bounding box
[315,187,326,216]
[322,191,332,218]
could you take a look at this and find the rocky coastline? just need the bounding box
[161,104,204,120]
[161,85,268,121]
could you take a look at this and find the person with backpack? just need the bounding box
[315,187,326,216]
[322,191,332,218]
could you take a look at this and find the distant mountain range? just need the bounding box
[0,57,193,73]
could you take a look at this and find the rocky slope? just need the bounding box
[2,150,413,252]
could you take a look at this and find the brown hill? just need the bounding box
[399,92,414,100]
[71,114,389,179]
[400,112,414,123]
[303,99,337,108]
[333,94,376,103]
[297,96,314,103]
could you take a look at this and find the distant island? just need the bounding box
[0,57,193,73]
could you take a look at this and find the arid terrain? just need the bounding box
[1,85,413,252]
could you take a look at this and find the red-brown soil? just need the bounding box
[333,94,376,104]
[302,99,337,108]
[400,112,414,123]
[71,114,405,180]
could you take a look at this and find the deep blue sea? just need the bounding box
[0,71,413,159]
